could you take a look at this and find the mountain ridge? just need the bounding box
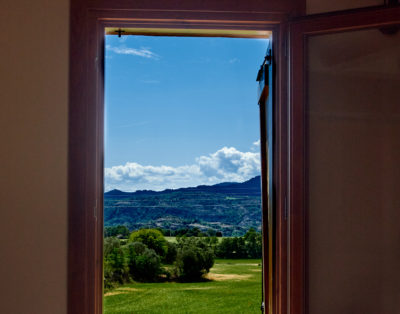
[104,175,261,236]
[105,175,261,197]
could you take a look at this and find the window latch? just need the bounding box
[116,28,125,38]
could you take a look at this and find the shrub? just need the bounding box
[243,228,262,258]
[129,229,168,257]
[103,237,130,286]
[203,236,218,249]
[125,242,162,282]
[216,237,246,258]
[104,237,121,256]
[164,241,177,264]
[124,241,147,264]
[104,262,117,290]
[216,228,262,259]
[174,237,214,281]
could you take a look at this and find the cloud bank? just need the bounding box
[105,146,260,192]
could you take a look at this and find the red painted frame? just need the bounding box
[288,5,400,314]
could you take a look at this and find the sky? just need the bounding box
[105,35,269,192]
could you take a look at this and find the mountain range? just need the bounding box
[104,176,261,236]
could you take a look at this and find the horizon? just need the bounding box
[105,35,268,192]
[105,174,261,193]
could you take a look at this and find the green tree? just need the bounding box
[125,242,161,282]
[129,229,168,257]
[103,237,129,287]
[216,228,262,259]
[104,225,130,238]
[175,237,214,281]
[164,241,177,264]
[207,228,217,237]
[216,237,246,258]
[244,228,262,258]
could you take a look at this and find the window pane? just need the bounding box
[306,27,400,314]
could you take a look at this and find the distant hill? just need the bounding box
[104,176,261,236]
[105,175,261,196]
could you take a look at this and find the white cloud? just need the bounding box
[105,146,260,192]
[249,140,261,152]
[196,147,260,182]
[106,45,160,59]
[228,58,239,64]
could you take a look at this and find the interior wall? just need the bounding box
[0,1,69,313]
[307,28,400,314]
[307,0,384,14]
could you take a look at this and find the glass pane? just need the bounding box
[306,26,400,314]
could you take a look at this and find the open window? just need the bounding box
[288,6,400,314]
[67,8,285,311]
[68,2,400,313]
[102,32,273,313]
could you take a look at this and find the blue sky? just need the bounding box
[105,35,268,191]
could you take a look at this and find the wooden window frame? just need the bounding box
[68,4,292,314]
[68,2,400,313]
[288,5,400,314]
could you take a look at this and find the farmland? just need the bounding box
[104,259,262,314]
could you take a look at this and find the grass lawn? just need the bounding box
[104,259,262,313]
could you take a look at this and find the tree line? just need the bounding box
[104,225,224,238]
[104,227,262,289]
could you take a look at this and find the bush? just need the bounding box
[174,237,214,281]
[243,228,262,258]
[216,228,262,259]
[125,241,147,261]
[104,237,121,256]
[125,242,162,282]
[216,237,246,258]
[103,237,130,287]
[129,229,168,258]
[104,262,117,290]
[164,241,177,264]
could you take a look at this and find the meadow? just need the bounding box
[164,236,224,243]
[104,259,262,313]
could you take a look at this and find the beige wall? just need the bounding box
[307,0,383,14]
[0,1,69,313]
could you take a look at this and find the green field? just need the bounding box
[164,236,178,243]
[104,259,262,313]
[164,236,225,244]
